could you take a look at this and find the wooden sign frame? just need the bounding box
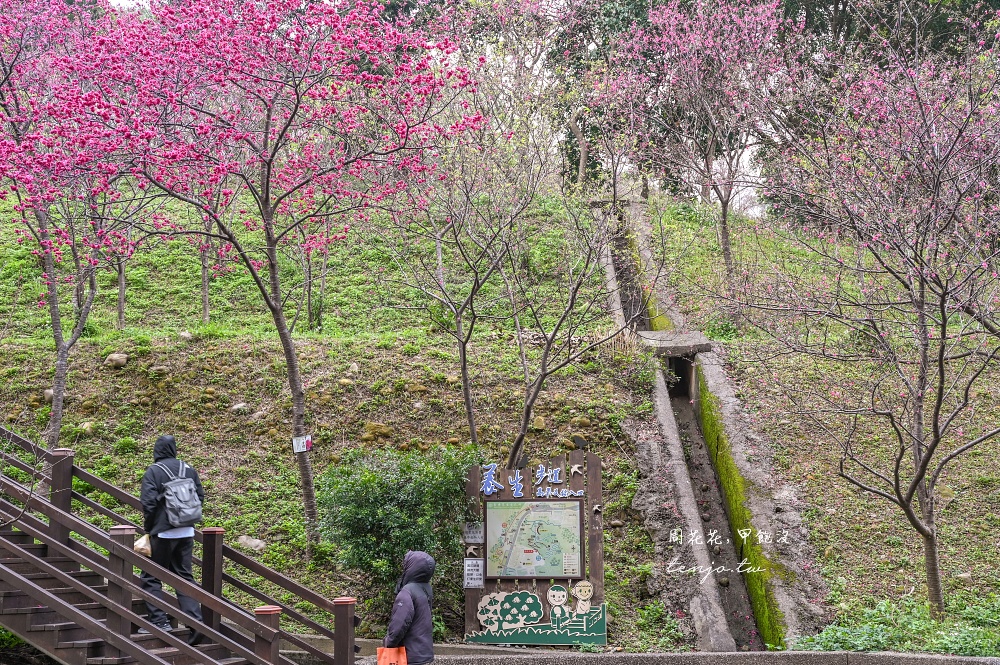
[463,450,605,646]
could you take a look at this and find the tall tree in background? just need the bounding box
[747,2,1000,617]
[612,0,801,290]
[90,0,475,547]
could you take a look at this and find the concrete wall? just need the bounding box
[692,353,827,648]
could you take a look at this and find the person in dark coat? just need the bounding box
[385,551,435,664]
[139,435,206,645]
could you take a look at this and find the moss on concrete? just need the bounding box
[695,365,786,649]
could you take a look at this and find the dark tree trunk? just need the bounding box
[922,524,944,618]
[456,316,478,446]
[317,253,329,331]
[46,347,70,449]
[718,198,735,291]
[200,247,211,324]
[305,252,314,330]
[568,109,588,189]
[116,261,126,330]
[69,225,84,317]
[701,141,716,204]
[264,225,318,550]
[508,375,545,468]
[36,210,96,449]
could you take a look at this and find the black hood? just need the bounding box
[396,551,435,592]
[153,435,177,462]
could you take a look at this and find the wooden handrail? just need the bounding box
[0,518,229,665]
[0,499,295,665]
[223,572,335,637]
[72,461,339,626]
[72,466,143,509]
[221,545,340,615]
[0,448,51,483]
[0,426,350,664]
[71,490,143,530]
[0,474,279,642]
[0,427,53,462]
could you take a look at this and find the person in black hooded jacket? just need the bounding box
[139,435,206,644]
[385,551,435,665]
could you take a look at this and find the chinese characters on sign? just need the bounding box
[465,453,606,647]
[669,527,790,545]
[481,463,504,496]
[463,522,484,544]
[480,462,584,498]
[291,434,313,454]
[464,558,485,589]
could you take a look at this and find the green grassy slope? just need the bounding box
[0,210,689,651]
[653,201,1000,655]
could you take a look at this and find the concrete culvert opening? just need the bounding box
[666,356,693,398]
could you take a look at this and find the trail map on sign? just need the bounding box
[485,501,582,578]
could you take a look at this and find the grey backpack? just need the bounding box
[155,461,202,527]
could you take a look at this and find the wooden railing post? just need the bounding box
[201,527,225,630]
[49,448,74,544]
[333,596,357,665]
[254,605,282,664]
[108,525,136,647]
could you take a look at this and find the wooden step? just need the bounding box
[86,655,246,665]
[0,542,46,557]
[29,617,106,642]
[0,584,111,608]
[0,569,105,592]
[0,556,81,574]
[0,529,37,545]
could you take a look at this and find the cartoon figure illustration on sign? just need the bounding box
[571,581,594,616]
[546,585,571,629]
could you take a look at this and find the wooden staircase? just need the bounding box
[0,427,358,665]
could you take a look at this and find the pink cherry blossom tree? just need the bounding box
[744,3,1000,617]
[611,0,801,289]
[0,0,149,447]
[88,0,474,545]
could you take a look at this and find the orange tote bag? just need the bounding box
[377,647,407,665]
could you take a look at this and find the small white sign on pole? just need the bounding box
[462,522,484,544]
[463,558,485,589]
[292,434,313,454]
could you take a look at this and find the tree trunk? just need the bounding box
[200,247,211,324]
[701,141,716,204]
[456,317,478,445]
[116,261,126,330]
[317,253,328,331]
[568,109,588,189]
[265,231,318,551]
[45,347,70,449]
[922,529,944,618]
[36,210,68,449]
[69,225,84,318]
[717,198,735,291]
[303,247,314,330]
[508,375,544,468]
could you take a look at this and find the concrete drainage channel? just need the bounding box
[605,206,830,653]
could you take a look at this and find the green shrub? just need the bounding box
[0,627,25,649]
[113,436,138,455]
[317,446,480,612]
[635,600,684,650]
[795,596,1000,657]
